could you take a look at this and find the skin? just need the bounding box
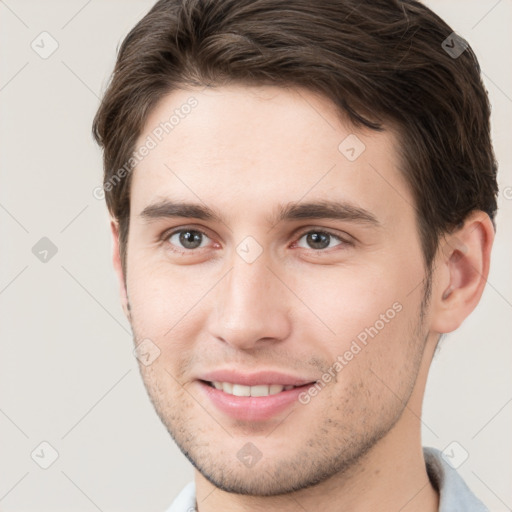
[110,85,494,512]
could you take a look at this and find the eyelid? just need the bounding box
[296,226,348,238]
[293,226,354,245]
[160,224,212,240]
[160,225,215,252]
[160,225,354,253]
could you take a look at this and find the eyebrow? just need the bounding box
[139,199,381,227]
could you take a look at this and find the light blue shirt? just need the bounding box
[166,446,488,511]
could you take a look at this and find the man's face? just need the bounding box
[123,85,434,495]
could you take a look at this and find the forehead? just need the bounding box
[130,85,412,226]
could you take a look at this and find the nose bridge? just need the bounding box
[228,258,270,313]
[210,248,291,349]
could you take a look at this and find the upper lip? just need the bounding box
[197,370,317,387]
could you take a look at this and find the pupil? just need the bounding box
[307,232,329,249]
[180,230,202,249]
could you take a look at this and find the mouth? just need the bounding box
[195,369,319,421]
[200,379,314,397]
[197,378,317,421]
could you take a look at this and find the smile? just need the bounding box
[205,381,302,397]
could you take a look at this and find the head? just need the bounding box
[92,0,498,497]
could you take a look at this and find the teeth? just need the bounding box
[232,384,251,396]
[211,382,296,396]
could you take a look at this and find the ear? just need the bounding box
[430,211,495,334]
[110,219,130,320]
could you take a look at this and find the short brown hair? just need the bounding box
[92,0,498,277]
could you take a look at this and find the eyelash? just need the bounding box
[160,226,353,255]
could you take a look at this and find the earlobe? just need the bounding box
[110,219,130,320]
[430,211,495,334]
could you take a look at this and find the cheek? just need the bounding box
[126,238,424,360]
[126,257,215,343]
[287,259,425,380]
[286,264,406,336]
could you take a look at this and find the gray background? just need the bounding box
[0,1,511,510]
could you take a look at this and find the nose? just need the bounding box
[207,253,292,351]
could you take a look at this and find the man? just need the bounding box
[92,0,498,510]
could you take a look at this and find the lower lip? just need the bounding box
[197,380,315,422]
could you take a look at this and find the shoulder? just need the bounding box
[164,481,196,512]
[423,446,489,512]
